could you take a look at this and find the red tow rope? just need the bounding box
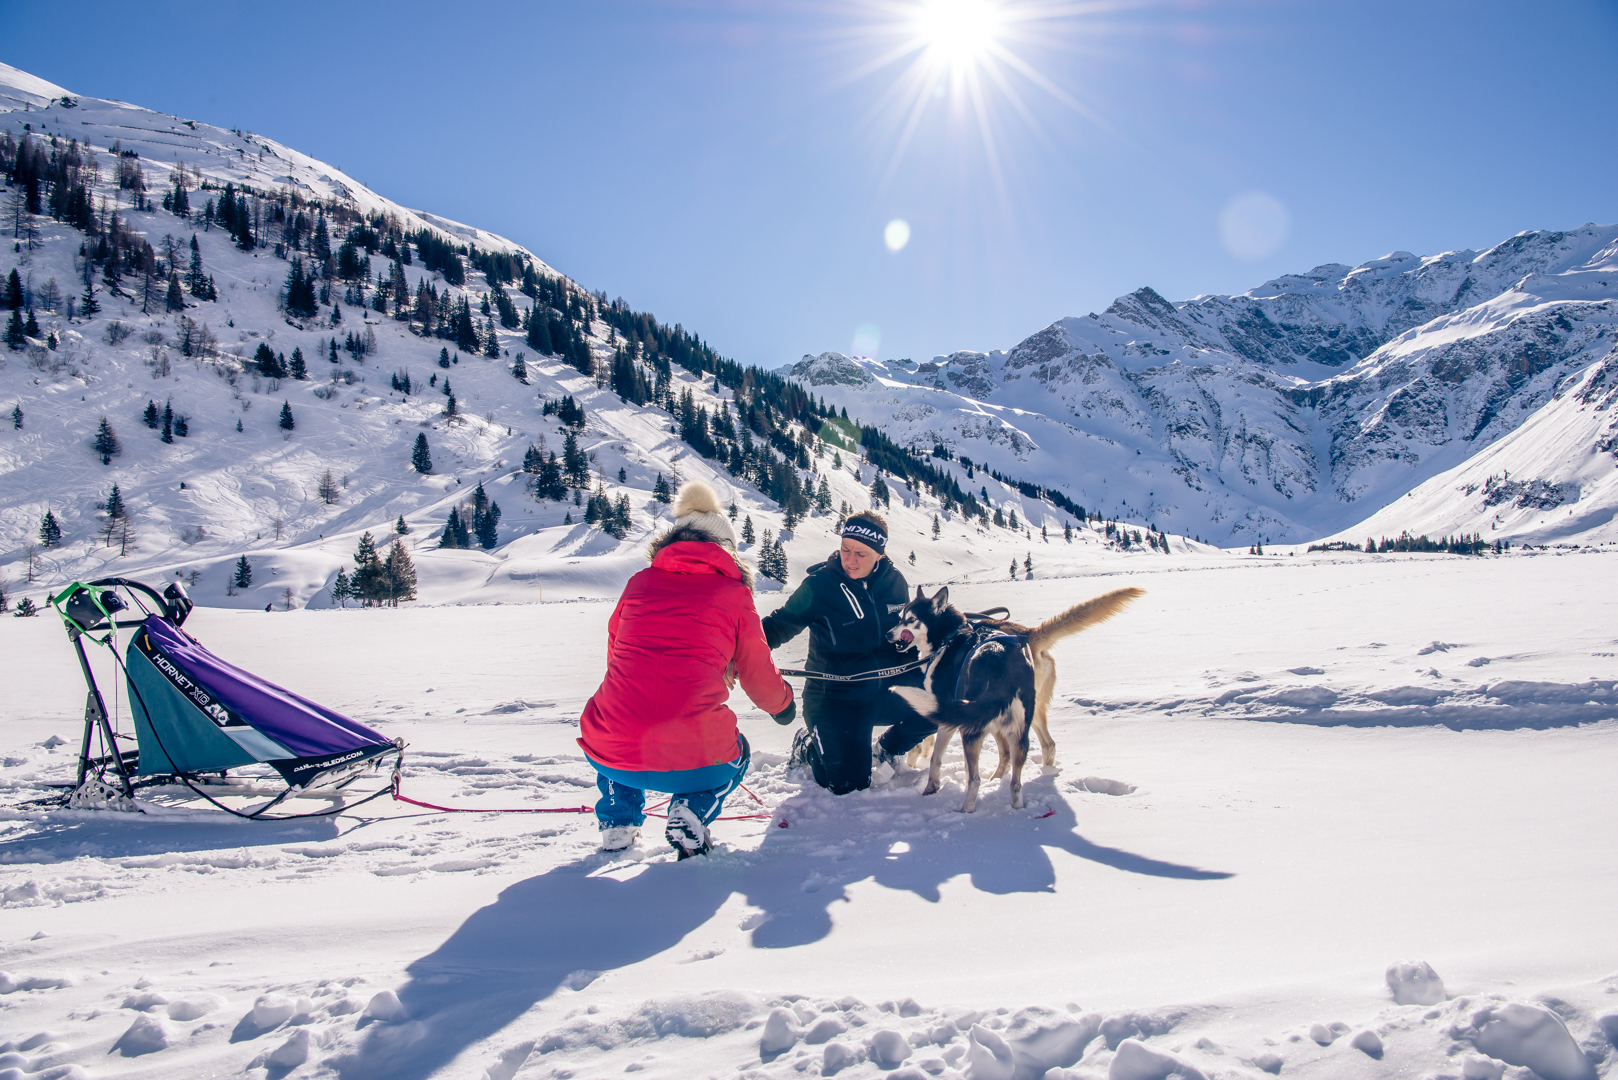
[389,774,773,821]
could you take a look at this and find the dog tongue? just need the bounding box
[899,629,914,645]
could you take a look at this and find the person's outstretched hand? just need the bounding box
[771,699,797,726]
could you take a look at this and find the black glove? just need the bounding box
[771,699,797,726]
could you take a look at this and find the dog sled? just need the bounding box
[47,577,403,819]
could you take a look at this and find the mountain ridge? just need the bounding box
[787,223,1618,545]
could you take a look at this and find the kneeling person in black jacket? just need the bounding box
[761,511,935,794]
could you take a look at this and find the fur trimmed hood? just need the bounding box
[646,525,755,589]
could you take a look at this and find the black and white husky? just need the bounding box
[886,585,1145,813]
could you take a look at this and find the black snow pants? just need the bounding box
[802,671,935,795]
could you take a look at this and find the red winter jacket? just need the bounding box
[578,541,793,774]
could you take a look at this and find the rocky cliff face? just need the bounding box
[792,225,1618,544]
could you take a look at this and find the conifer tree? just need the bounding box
[79,280,100,316]
[471,483,502,549]
[10,404,22,429]
[512,351,528,383]
[932,514,941,538]
[773,537,789,580]
[143,400,160,428]
[382,539,417,605]
[869,474,890,509]
[165,272,184,312]
[741,516,755,545]
[331,566,351,608]
[536,452,565,500]
[3,308,24,350]
[289,347,307,380]
[278,401,295,431]
[395,515,410,535]
[38,510,62,548]
[1024,552,1033,577]
[161,401,173,444]
[94,417,121,464]
[561,430,588,488]
[233,554,253,590]
[352,532,382,606]
[185,234,210,298]
[652,473,672,504]
[412,433,433,474]
[444,391,457,419]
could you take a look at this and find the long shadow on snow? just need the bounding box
[0,811,339,863]
[338,772,1231,1080]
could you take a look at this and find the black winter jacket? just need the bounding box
[761,554,913,700]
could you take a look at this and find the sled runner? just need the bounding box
[48,577,403,819]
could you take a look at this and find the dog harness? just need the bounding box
[913,621,1031,701]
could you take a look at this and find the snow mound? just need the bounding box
[1470,1002,1597,1080]
[1386,960,1447,1005]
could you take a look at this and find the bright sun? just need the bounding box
[915,0,1001,67]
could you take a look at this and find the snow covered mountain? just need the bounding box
[3,54,1613,626]
[1,62,1150,614]
[789,227,1618,546]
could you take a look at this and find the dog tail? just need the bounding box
[1026,587,1144,653]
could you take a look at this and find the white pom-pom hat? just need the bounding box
[671,481,737,547]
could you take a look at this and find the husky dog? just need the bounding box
[886,586,1145,812]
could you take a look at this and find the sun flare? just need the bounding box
[843,0,1111,192]
[916,0,1002,67]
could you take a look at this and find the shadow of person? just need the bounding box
[344,769,1232,1079]
[330,853,743,1080]
[744,767,1233,950]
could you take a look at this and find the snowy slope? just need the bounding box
[789,229,1618,546]
[1319,347,1618,546]
[2,61,1148,614]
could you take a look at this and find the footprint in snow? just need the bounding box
[1069,777,1136,796]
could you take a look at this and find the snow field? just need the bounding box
[0,556,1614,1078]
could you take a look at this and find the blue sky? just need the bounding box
[8,1,1617,368]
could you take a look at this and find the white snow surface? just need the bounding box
[0,554,1615,1079]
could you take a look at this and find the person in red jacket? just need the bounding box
[578,481,795,858]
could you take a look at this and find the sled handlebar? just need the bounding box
[50,578,194,637]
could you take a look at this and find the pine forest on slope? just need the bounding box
[2,60,1615,618]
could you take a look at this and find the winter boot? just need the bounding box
[789,726,816,771]
[598,826,639,853]
[665,801,711,860]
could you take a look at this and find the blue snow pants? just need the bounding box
[589,734,751,829]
